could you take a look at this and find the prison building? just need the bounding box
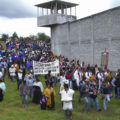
[36,0,120,71]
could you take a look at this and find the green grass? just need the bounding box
[0,74,120,120]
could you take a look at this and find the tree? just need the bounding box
[29,35,37,41]
[11,32,18,41]
[1,34,9,41]
[23,37,31,41]
[37,33,50,42]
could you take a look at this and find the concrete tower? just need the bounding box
[35,0,78,27]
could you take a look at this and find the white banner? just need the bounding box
[33,60,60,75]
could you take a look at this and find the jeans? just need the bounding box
[54,77,58,87]
[64,109,72,120]
[10,76,16,82]
[90,97,101,110]
[117,87,120,99]
[17,79,22,89]
[84,96,89,112]
[21,95,28,106]
[78,91,83,102]
[98,79,101,90]
[29,86,33,98]
[103,94,110,110]
[51,77,58,87]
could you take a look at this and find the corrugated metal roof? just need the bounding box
[35,0,79,9]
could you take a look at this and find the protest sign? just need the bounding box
[101,52,109,67]
[33,60,60,75]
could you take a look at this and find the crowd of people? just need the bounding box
[0,38,120,120]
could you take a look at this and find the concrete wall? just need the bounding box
[37,14,76,27]
[51,23,70,57]
[51,7,120,70]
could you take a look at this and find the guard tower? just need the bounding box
[35,0,79,27]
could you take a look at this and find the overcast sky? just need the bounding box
[0,0,120,37]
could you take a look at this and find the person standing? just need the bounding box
[81,81,90,112]
[114,74,120,99]
[66,71,73,89]
[73,68,81,88]
[78,80,85,103]
[44,82,56,109]
[89,83,101,111]
[33,79,43,104]
[60,82,74,120]
[19,81,29,107]
[17,69,23,89]
[9,65,16,82]
[101,81,110,110]
[26,76,34,98]
[45,70,53,87]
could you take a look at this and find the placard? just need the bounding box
[33,60,60,75]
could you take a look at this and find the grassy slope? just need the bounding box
[0,74,120,120]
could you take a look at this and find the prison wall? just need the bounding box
[51,7,120,70]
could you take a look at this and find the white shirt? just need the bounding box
[74,70,81,86]
[26,78,34,87]
[0,72,3,79]
[60,75,67,85]
[59,76,69,92]
[97,73,103,80]
[24,73,33,81]
[111,78,116,87]
[85,72,92,80]
[0,82,6,94]
[97,72,104,89]
[60,89,74,110]
[18,72,23,80]
[104,72,108,76]
[9,67,16,76]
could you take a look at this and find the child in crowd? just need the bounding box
[40,94,48,110]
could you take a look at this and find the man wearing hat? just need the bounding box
[60,82,74,120]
